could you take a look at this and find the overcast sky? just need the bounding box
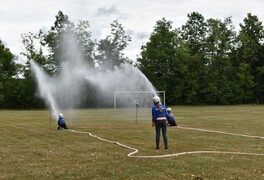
[1,0,264,61]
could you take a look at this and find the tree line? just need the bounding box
[0,11,264,108]
[139,12,264,105]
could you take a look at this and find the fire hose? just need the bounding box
[67,127,264,158]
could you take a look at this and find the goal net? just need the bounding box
[114,91,165,110]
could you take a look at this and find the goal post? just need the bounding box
[114,91,165,110]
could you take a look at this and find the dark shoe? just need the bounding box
[156,147,160,149]
[165,146,169,149]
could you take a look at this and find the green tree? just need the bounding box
[21,11,95,75]
[20,12,133,108]
[169,31,191,105]
[138,18,188,104]
[235,63,255,103]
[74,20,95,66]
[0,40,18,80]
[181,12,207,55]
[95,20,131,70]
[204,17,237,104]
[42,10,75,74]
[19,31,51,109]
[235,13,264,103]
[21,31,50,77]
[180,12,208,104]
[0,81,3,105]
[0,40,19,108]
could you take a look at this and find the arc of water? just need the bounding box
[30,60,60,119]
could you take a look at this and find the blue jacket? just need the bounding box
[58,117,65,125]
[167,113,174,123]
[152,104,167,122]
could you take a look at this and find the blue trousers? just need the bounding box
[155,120,168,148]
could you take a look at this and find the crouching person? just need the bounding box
[166,108,177,127]
[57,113,68,130]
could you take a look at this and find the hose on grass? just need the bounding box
[177,126,264,139]
[67,127,264,158]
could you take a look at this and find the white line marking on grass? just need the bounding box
[67,128,264,159]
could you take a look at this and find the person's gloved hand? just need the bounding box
[152,122,155,127]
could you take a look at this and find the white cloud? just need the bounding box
[95,5,120,17]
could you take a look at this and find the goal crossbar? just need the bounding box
[114,91,165,110]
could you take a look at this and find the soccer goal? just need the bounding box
[114,91,165,110]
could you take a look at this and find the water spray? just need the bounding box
[30,60,60,119]
[30,32,159,124]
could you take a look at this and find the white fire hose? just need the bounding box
[68,127,264,158]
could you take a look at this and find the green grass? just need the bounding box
[0,105,263,179]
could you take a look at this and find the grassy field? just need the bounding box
[0,105,263,179]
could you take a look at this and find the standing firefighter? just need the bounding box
[152,96,169,149]
[57,113,68,130]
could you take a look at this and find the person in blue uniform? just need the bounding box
[152,96,169,149]
[57,113,68,130]
[166,107,177,127]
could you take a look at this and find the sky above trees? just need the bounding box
[0,0,264,60]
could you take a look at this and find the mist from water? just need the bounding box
[30,33,158,120]
[30,61,60,119]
